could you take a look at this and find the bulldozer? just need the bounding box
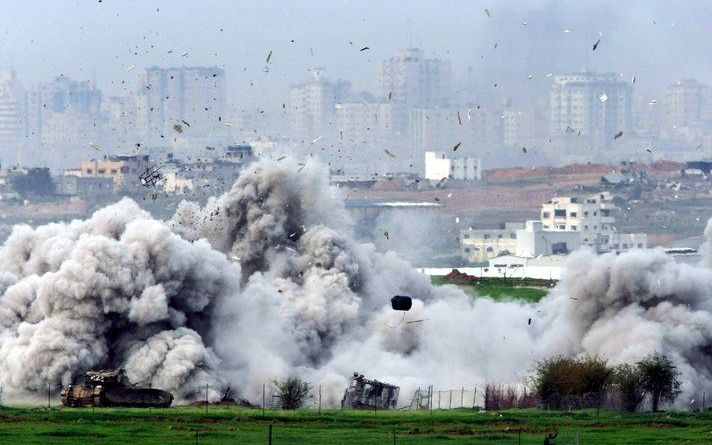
[341,372,400,410]
[61,369,173,408]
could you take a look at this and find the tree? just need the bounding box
[273,377,311,410]
[10,168,56,197]
[613,364,645,412]
[637,353,682,412]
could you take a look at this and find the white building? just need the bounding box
[515,220,582,257]
[460,222,524,263]
[540,193,646,253]
[550,72,632,151]
[424,151,481,182]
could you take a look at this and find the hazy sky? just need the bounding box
[1,0,710,111]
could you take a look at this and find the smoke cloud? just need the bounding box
[0,157,710,407]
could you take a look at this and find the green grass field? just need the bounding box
[431,276,550,303]
[0,405,711,444]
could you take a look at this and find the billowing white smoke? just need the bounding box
[0,156,710,407]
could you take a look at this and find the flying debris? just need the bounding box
[266,50,272,64]
[453,141,462,152]
[528,318,532,326]
[646,149,653,153]
[360,46,369,51]
[527,74,533,79]
[89,142,101,151]
[649,99,657,104]
[384,149,396,158]
[457,110,462,125]
[565,126,576,134]
[599,93,608,102]
[311,136,322,144]
[181,51,188,57]
[127,65,135,71]
[563,29,572,33]
[173,124,183,133]
[592,39,601,51]
[522,147,527,153]
[391,295,412,311]
[484,8,491,17]
[614,131,624,140]
[276,156,286,161]
[632,76,637,84]
[139,165,163,188]
[383,231,389,240]
[181,120,190,127]
[205,146,216,151]
[388,92,392,102]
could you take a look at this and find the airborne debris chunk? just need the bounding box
[592,39,601,51]
[391,295,412,311]
[453,141,462,152]
[384,149,396,158]
[173,124,183,133]
[614,131,624,140]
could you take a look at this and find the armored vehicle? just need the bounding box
[61,369,173,408]
[341,372,399,410]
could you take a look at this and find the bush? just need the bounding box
[274,377,311,410]
[637,353,682,412]
[613,364,645,412]
[533,355,612,409]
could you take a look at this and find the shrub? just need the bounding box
[274,377,311,410]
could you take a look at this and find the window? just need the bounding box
[571,225,577,230]
[463,234,469,239]
[86,169,93,174]
[484,234,490,239]
[570,212,577,218]
[542,211,550,218]
[593,211,597,216]
[601,209,610,216]
[486,246,494,252]
[584,211,589,216]
[98,169,106,174]
[510,233,516,239]
[622,243,628,249]
[497,234,503,239]
[121,166,129,173]
[554,209,566,217]
[637,243,643,248]
[464,248,471,253]
[584,225,589,230]
[110,169,117,174]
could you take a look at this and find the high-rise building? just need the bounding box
[288,69,350,143]
[0,70,24,167]
[549,72,632,151]
[137,66,226,141]
[379,49,451,138]
[662,79,712,140]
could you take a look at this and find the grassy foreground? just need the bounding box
[431,276,550,303]
[0,405,711,444]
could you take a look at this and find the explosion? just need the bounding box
[0,157,710,406]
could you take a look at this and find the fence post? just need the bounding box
[429,386,433,418]
[461,387,464,408]
[268,423,273,445]
[473,387,476,409]
[449,389,452,409]
[318,385,322,415]
[47,383,51,409]
[393,427,396,445]
[438,391,441,409]
[262,383,266,416]
[205,384,208,415]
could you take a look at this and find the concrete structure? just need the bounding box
[550,72,632,151]
[379,49,451,137]
[56,175,114,196]
[540,193,646,253]
[515,220,582,257]
[289,69,350,143]
[73,155,151,189]
[460,222,523,263]
[424,151,481,182]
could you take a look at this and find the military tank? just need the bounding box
[61,369,173,408]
